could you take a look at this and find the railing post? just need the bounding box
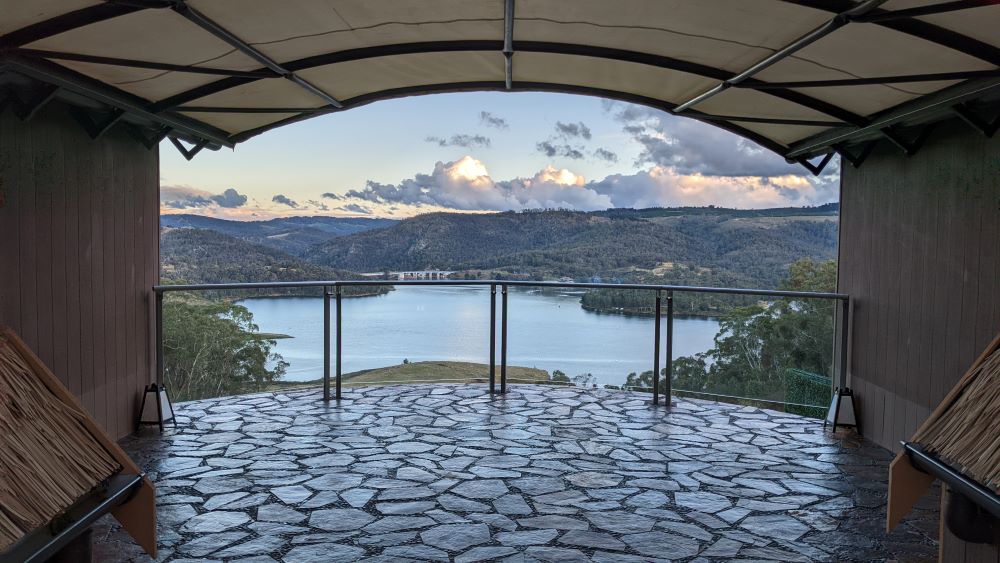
[838,297,851,390]
[490,283,497,395]
[500,284,508,394]
[323,286,331,402]
[155,290,163,387]
[665,290,674,406]
[335,284,343,401]
[653,290,661,405]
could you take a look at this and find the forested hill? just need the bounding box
[305,207,838,287]
[161,228,365,286]
[161,214,395,256]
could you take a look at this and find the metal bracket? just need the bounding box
[12,84,59,121]
[503,0,515,89]
[125,123,171,150]
[953,103,1000,138]
[69,106,125,140]
[169,1,343,109]
[168,135,210,160]
[834,140,878,169]
[797,151,835,175]
[880,123,936,156]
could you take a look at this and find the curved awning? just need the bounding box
[2,0,999,168]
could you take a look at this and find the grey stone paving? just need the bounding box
[93,385,939,562]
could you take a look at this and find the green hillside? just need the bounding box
[305,207,838,287]
[160,228,387,297]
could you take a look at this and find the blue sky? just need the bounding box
[160,91,838,220]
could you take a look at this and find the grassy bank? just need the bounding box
[270,360,550,390]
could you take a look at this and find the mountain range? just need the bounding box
[161,214,395,256]
[161,204,839,289]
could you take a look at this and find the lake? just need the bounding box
[240,286,721,387]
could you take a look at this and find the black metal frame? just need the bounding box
[1,54,232,147]
[2,473,144,563]
[4,0,996,165]
[823,386,856,432]
[228,80,795,157]
[786,77,1000,159]
[152,279,849,410]
[905,442,1000,520]
[168,1,344,109]
[168,136,209,160]
[137,382,177,431]
[673,0,887,118]
[503,0,515,90]
[953,102,1000,138]
[796,152,836,175]
[139,38,869,127]
[834,141,877,169]
[69,106,125,140]
[782,0,1000,67]
[880,123,937,156]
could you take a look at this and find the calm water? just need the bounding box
[240,286,720,387]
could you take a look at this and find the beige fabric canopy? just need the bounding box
[2,0,999,165]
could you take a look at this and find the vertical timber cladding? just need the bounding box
[0,100,159,440]
[838,120,1000,452]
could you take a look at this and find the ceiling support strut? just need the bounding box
[952,103,1000,138]
[851,0,999,23]
[503,0,515,90]
[743,69,1000,90]
[781,0,1000,67]
[13,48,272,79]
[834,141,877,168]
[169,135,210,160]
[673,0,887,116]
[168,1,343,109]
[880,123,937,156]
[125,124,171,150]
[9,84,60,121]
[69,106,125,139]
[796,152,835,176]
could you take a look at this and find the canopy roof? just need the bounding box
[2,1,999,168]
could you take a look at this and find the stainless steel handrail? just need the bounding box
[152,279,850,407]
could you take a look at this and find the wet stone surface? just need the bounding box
[93,385,939,562]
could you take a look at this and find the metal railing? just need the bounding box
[153,279,850,407]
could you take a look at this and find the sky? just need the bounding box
[160,91,840,220]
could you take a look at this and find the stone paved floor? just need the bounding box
[94,384,939,562]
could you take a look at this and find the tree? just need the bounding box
[548,370,570,385]
[162,293,287,402]
[665,259,837,415]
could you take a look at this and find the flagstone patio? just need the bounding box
[93,384,939,562]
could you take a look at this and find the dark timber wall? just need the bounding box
[0,101,159,440]
[839,120,1000,453]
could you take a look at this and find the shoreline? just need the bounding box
[579,304,724,319]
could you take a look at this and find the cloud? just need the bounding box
[339,155,836,215]
[425,134,492,148]
[593,148,618,163]
[587,167,836,209]
[161,185,248,209]
[321,192,342,200]
[536,141,585,160]
[607,102,805,177]
[345,156,610,212]
[340,203,372,215]
[479,111,509,129]
[272,194,299,208]
[555,121,592,140]
[212,188,248,208]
